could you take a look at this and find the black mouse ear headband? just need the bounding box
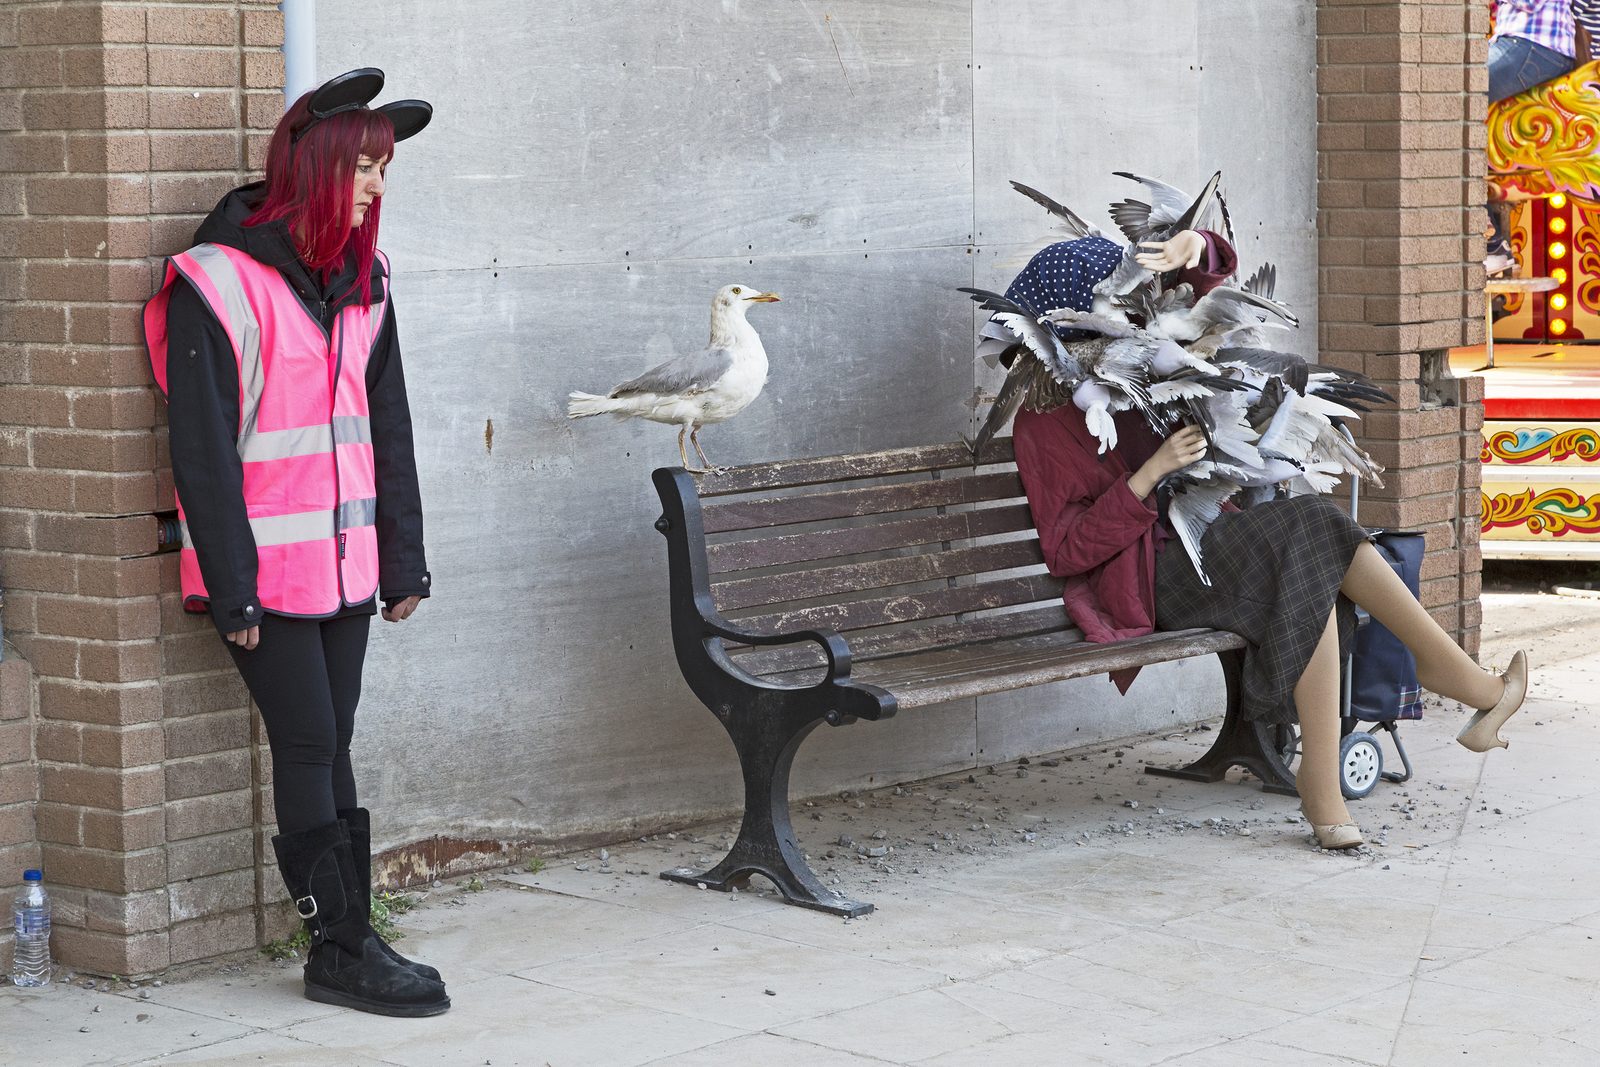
[290,67,433,145]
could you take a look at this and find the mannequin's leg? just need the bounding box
[1340,543,1503,710]
[1295,608,1351,827]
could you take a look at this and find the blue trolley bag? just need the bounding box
[1349,529,1426,722]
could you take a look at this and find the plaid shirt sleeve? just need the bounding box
[1495,0,1578,57]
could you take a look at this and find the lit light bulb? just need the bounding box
[1550,217,1569,234]
[1551,318,1569,335]
[1552,193,1568,208]
[1551,293,1569,310]
[1554,267,1570,283]
[1550,241,1568,259]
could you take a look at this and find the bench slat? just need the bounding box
[707,503,1036,575]
[729,572,1064,636]
[856,628,1248,709]
[733,603,1073,677]
[701,472,1025,534]
[690,439,1016,497]
[712,540,1045,612]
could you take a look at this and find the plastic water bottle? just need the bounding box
[11,869,50,987]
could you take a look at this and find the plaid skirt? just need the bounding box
[1155,495,1372,725]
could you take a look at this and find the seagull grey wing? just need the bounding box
[1009,181,1102,239]
[1187,287,1300,335]
[1109,198,1155,243]
[1166,477,1241,586]
[972,357,1040,457]
[990,311,1082,383]
[610,346,735,398]
[1042,308,1139,338]
[1093,246,1152,297]
[1170,170,1224,237]
[1112,172,1193,229]
[1241,263,1277,300]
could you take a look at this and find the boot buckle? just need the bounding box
[295,894,319,920]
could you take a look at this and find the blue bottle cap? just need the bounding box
[23,870,41,881]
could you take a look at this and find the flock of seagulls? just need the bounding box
[961,173,1392,583]
[566,171,1390,585]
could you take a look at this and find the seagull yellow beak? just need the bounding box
[745,292,781,303]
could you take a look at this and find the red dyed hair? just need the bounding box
[245,91,396,300]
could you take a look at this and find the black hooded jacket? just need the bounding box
[161,184,430,634]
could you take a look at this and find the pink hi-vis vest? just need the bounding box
[144,243,387,618]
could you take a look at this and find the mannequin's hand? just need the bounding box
[1127,424,1207,499]
[1133,230,1206,273]
[226,626,260,650]
[382,595,421,622]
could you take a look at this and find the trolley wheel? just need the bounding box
[1339,732,1383,800]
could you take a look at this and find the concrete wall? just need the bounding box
[312,1,1319,851]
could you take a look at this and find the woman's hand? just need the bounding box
[226,626,260,650]
[382,595,421,622]
[1127,424,1208,500]
[1133,229,1205,273]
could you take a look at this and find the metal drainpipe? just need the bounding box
[280,0,317,103]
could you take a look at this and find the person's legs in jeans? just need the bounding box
[1488,34,1575,103]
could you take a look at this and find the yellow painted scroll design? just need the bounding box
[1488,61,1600,201]
[1481,427,1600,463]
[1482,487,1600,535]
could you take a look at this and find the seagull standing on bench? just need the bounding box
[567,284,780,475]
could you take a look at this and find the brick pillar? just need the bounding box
[1317,0,1486,658]
[0,1,284,976]
[0,655,38,973]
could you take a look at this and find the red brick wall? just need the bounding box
[0,0,284,976]
[1317,0,1486,657]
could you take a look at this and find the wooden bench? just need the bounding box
[651,440,1299,917]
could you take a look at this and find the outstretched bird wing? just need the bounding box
[1109,172,1195,241]
[958,288,1083,382]
[610,346,735,398]
[1009,181,1104,240]
[971,356,1040,457]
[1165,475,1242,585]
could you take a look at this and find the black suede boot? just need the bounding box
[271,822,450,1017]
[339,807,443,982]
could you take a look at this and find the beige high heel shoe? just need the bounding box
[1310,822,1363,850]
[1457,650,1527,753]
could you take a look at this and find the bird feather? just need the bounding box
[610,347,735,398]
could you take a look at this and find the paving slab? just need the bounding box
[5,591,1598,1067]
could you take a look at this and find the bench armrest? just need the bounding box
[697,612,855,687]
[653,467,856,686]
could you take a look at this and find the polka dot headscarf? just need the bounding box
[1001,236,1122,337]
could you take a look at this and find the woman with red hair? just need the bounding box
[144,70,446,1016]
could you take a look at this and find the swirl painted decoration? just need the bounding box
[1488,60,1600,201]
[1481,487,1600,535]
[1481,426,1600,464]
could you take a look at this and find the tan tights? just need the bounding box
[1295,542,1505,826]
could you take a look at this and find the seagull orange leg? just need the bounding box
[690,427,728,476]
[678,425,709,474]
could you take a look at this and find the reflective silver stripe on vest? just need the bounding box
[237,424,332,462]
[185,244,266,438]
[337,497,377,530]
[235,416,370,463]
[178,509,335,550]
[333,415,371,445]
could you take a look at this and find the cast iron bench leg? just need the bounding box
[1141,647,1300,796]
[660,699,874,917]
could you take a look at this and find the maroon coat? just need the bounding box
[1014,404,1169,641]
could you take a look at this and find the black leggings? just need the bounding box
[225,612,371,835]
